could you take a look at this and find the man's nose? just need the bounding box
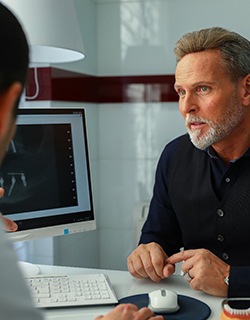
[179,93,198,115]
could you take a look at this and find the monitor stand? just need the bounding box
[18,261,40,277]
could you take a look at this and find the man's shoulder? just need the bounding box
[157,134,190,168]
[163,133,190,154]
[159,133,205,166]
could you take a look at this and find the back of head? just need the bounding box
[0,3,29,96]
[174,27,250,82]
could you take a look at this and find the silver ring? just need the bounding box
[184,270,193,282]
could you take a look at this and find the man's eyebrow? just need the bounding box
[174,81,216,90]
[174,84,182,90]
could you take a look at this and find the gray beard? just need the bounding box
[185,102,245,150]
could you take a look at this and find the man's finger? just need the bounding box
[163,263,175,278]
[138,250,164,281]
[167,249,197,264]
[0,187,4,198]
[127,255,148,279]
[0,215,18,232]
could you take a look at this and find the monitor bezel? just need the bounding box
[4,107,96,242]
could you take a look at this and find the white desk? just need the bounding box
[36,264,223,320]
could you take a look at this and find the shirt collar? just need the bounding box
[206,146,250,162]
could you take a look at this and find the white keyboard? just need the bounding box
[25,273,118,308]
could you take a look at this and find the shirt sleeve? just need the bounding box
[228,266,250,298]
[139,138,183,256]
[0,221,44,320]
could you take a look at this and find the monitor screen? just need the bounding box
[1,108,95,241]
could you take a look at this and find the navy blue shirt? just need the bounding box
[139,134,250,298]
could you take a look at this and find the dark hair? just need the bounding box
[0,3,29,106]
[174,27,250,82]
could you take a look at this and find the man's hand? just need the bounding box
[0,214,18,232]
[127,242,175,282]
[95,303,163,320]
[0,187,18,232]
[167,248,230,297]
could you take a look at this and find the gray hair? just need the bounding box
[174,27,250,82]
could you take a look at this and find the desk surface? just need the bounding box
[36,264,223,320]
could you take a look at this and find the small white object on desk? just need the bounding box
[148,288,180,313]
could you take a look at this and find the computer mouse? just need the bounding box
[148,289,180,314]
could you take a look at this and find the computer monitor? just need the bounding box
[1,108,95,242]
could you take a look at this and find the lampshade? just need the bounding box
[1,0,85,64]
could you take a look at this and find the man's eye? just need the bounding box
[197,86,209,93]
[177,89,186,96]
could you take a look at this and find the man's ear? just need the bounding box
[0,82,22,135]
[241,74,250,107]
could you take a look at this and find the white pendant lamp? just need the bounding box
[1,0,85,64]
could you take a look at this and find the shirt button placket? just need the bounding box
[216,209,226,260]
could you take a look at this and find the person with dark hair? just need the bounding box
[128,27,250,298]
[0,3,163,320]
[0,3,44,319]
[0,0,29,232]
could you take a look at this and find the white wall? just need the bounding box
[97,0,250,76]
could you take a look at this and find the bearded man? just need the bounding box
[128,27,250,299]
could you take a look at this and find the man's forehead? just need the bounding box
[175,51,224,85]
